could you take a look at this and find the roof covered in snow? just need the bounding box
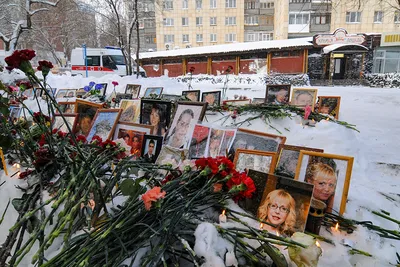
[139,37,313,60]
[322,44,369,54]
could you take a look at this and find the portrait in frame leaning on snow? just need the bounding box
[295,151,354,215]
[315,96,341,119]
[125,84,141,98]
[182,90,200,102]
[290,88,318,111]
[201,91,221,107]
[86,109,122,142]
[140,100,171,136]
[52,113,78,133]
[265,84,291,105]
[257,174,313,236]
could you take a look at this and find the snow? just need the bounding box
[1,71,400,266]
[139,37,313,59]
[322,44,368,54]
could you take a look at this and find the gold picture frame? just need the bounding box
[316,96,341,120]
[294,150,354,215]
[290,88,318,111]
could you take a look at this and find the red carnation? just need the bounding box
[5,49,36,73]
[37,60,54,71]
[38,134,46,147]
[91,135,103,144]
[19,170,33,179]
[112,81,118,86]
[76,135,87,144]
[189,66,195,72]
[16,81,32,90]
[101,139,116,148]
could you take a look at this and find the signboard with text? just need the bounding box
[313,28,366,47]
[381,32,400,47]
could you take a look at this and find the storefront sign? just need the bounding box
[333,53,344,58]
[381,32,400,47]
[313,28,366,47]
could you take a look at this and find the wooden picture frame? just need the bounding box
[114,122,154,135]
[182,90,200,102]
[86,109,122,142]
[56,89,77,99]
[201,90,221,107]
[275,144,324,178]
[119,99,141,123]
[76,88,86,98]
[0,147,7,176]
[162,94,182,102]
[57,101,76,114]
[144,87,163,98]
[290,88,318,111]
[9,105,22,122]
[294,151,354,215]
[116,93,133,102]
[74,99,104,135]
[230,128,287,157]
[223,99,251,106]
[113,126,146,159]
[165,101,208,149]
[258,174,314,235]
[140,99,172,136]
[52,113,78,133]
[265,84,291,105]
[234,149,278,174]
[125,84,141,98]
[316,96,341,119]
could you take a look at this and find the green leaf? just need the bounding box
[119,178,145,197]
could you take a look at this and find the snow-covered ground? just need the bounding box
[1,72,400,266]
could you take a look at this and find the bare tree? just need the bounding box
[0,0,61,52]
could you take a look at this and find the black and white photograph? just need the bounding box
[125,84,141,98]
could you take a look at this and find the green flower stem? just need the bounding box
[304,232,335,245]
[372,210,400,226]
[348,248,373,257]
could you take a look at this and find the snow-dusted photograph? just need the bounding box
[52,113,78,133]
[233,149,276,174]
[86,109,121,142]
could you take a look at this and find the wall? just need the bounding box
[163,63,183,77]
[142,63,162,77]
[211,60,236,75]
[270,51,305,74]
[239,57,267,74]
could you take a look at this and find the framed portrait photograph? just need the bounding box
[238,170,270,216]
[265,84,291,105]
[76,88,86,98]
[182,90,200,102]
[74,99,104,136]
[218,129,237,157]
[114,122,154,135]
[141,134,163,163]
[113,127,146,159]
[295,151,354,215]
[86,109,122,142]
[144,87,163,98]
[207,128,225,158]
[257,174,314,236]
[57,101,76,114]
[315,96,341,119]
[56,89,76,99]
[290,88,318,111]
[9,105,22,122]
[33,87,42,99]
[125,84,141,98]
[140,99,172,136]
[222,99,251,106]
[229,128,286,157]
[252,98,265,104]
[165,101,208,149]
[155,145,188,166]
[119,99,141,123]
[189,124,211,159]
[53,113,78,133]
[234,149,278,174]
[201,91,221,107]
[275,145,324,179]
[22,89,34,98]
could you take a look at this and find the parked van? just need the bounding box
[70,46,146,77]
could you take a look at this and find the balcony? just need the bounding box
[310,23,330,33]
[289,3,311,11]
[260,8,274,15]
[288,24,310,34]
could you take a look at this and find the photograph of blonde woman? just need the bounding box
[257,189,296,236]
[304,162,337,212]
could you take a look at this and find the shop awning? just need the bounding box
[323,44,369,54]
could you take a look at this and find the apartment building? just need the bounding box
[243,0,275,42]
[155,0,244,50]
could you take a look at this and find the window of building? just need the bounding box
[395,11,400,23]
[225,33,236,42]
[374,50,400,73]
[374,11,383,23]
[245,16,259,25]
[196,34,203,42]
[245,33,256,42]
[245,1,256,9]
[196,0,202,9]
[138,19,144,29]
[260,1,274,8]
[196,17,203,26]
[225,0,236,8]
[225,16,236,25]
[182,0,188,9]
[314,15,328,24]
[163,0,173,10]
[210,17,217,25]
[289,13,310,24]
[346,11,361,23]
[210,0,217,8]
[145,35,156,44]
[164,34,175,43]
[260,15,274,26]
[87,56,100,66]
[144,19,155,28]
[259,32,273,41]
[182,17,189,26]
[289,0,310,2]
[182,34,189,42]
[163,18,174,26]
[210,33,217,42]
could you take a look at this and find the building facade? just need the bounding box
[155,0,245,50]
[243,0,275,42]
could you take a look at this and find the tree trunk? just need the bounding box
[135,0,140,78]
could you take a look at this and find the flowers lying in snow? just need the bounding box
[141,186,166,210]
